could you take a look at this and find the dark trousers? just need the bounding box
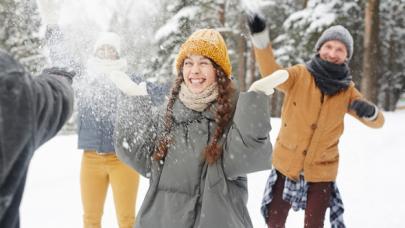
[267,172,332,228]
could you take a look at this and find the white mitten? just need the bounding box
[108,71,148,96]
[248,69,289,95]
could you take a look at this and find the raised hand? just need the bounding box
[246,13,270,49]
[42,67,75,83]
[248,70,288,95]
[247,13,267,34]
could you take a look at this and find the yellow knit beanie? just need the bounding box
[175,29,232,78]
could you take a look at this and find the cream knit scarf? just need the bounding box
[86,57,128,77]
[179,82,218,112]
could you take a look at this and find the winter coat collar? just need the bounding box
[86,57,128,77]
[171,89,239,124]
[305,54,352,96]
[172,98,216,124]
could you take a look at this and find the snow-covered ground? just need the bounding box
[21,111,405,227]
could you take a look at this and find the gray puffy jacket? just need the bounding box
[115,91,272,228]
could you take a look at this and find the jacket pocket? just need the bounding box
[276,137,298,152]
[313,146,339,165]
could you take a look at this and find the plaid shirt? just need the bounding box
[261,169,345,228]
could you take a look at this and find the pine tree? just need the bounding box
[378,0,405,110]
[224,0,257,92]
[0,0,46,74]
[107,0,161,75]
[142,0,227,84]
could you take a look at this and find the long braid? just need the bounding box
[153,73,183,161]
[153,64,235,165]
[204,66,235,164]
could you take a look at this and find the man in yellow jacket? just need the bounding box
[247,14,384,228]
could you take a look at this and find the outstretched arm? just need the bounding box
[114,95,160,177]
[32,68,75,148]
[222,70,289,178]
[222,91,272,178]
[348,88,384,128]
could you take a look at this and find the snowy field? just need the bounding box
[21,111,405,227]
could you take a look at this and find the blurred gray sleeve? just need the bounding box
[114,95,160,177]
[33,72,74,148]
[223,91,273,178]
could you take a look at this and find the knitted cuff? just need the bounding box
[363,104,379,121]
[250,28,270,49]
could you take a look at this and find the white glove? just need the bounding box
[108,71,148,96]
[248,70,289,95]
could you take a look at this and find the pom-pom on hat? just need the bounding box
[315,25,354,60]
[175,29,232,78]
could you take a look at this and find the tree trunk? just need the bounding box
[218,2,225,26]
[361,0,380,103]
[270,92,283,117]
[236,16,247,91]
[303,0,309,8]
[246,48,257,88]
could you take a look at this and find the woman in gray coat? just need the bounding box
[114,28,287,228]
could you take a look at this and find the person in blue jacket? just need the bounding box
[75,32,165,228]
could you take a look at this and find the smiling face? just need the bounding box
[95,44,119,60]
[182,55,217,94]
[318,40,348,64]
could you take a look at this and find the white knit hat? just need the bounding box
[315,25,354,60]
[94,32,121,55]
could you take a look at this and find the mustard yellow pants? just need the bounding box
[80,151,139,228]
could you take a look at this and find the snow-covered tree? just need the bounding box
[106,0,161,75]
[378,0,405,110]
[223,0,254,92]
[0,0,46,74]
[142,0,227,84]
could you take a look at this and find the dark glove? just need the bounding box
[43,67,75,83]
[247,13,266,34]
[349,100,376,118]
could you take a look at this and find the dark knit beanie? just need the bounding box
[315,25,354,60]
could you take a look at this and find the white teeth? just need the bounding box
[190,79,204,84]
